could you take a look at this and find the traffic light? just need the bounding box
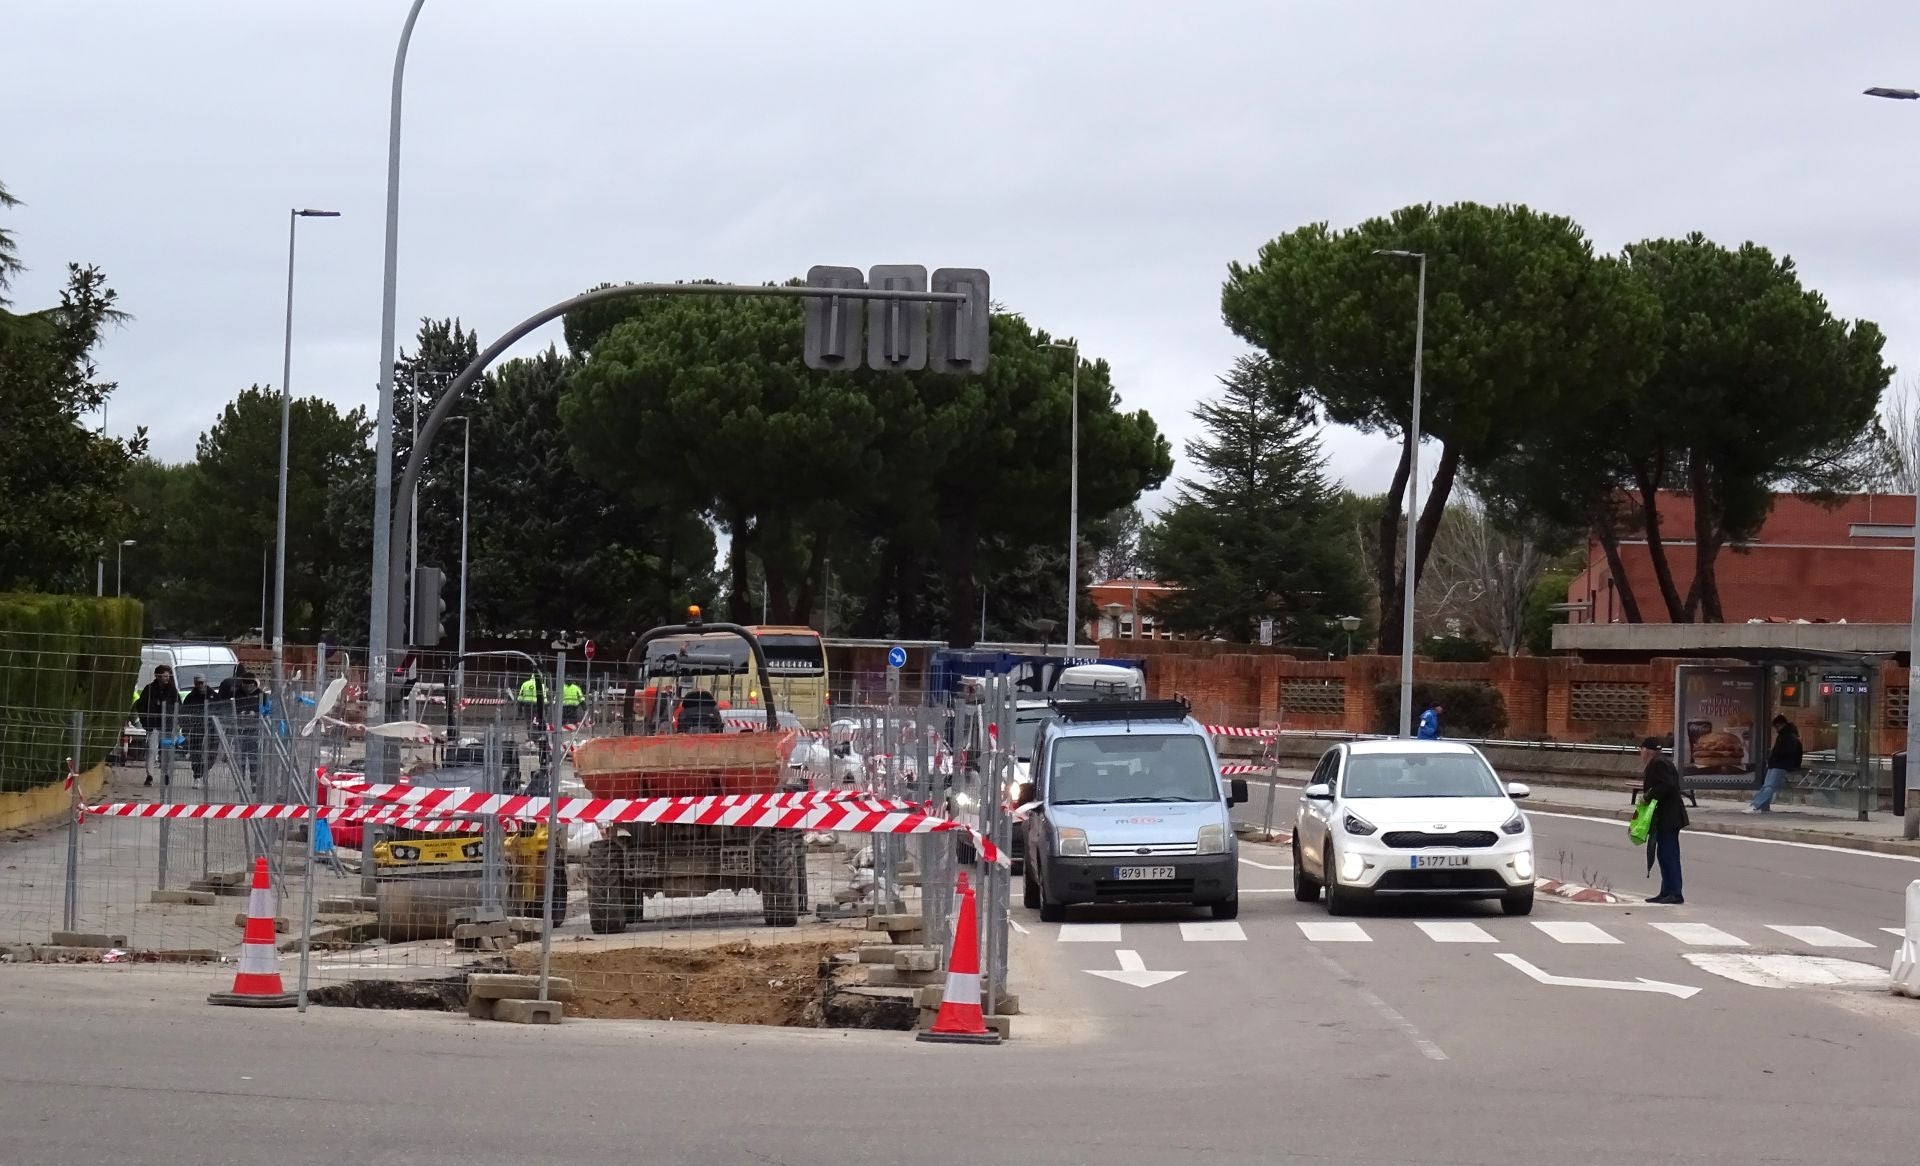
[410,565,447,647]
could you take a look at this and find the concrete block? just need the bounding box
[467,973,575,1002]
[865,966,941,988]
[316,896,376,914]
[915,985,947,1009]
[982,1014,1013,1038]
[869,913,922,931]
[153,948,221,963]
[992,993,1021,1017]
[453,922,512,941]
[492,997,564,1025]
[466,996,498,1020]
[894,948,942,973]
[188,880,249,898]
[51,931,126,949]
[149,889,216,906]
[856,943,912,964]
[232,914,290,933]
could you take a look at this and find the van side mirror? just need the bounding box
[1228,778,1250,806]
[1506,782,1531,800]
[1303,784,1334,801]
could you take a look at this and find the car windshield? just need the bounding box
[1049,734,1219,804]
[1342,752,1504,799]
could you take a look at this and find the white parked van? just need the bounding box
[1051,663,1146,702]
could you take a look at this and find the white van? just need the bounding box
[1051,663,1146,702]
[124,643,242,751]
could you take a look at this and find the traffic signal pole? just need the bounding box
[374,274,990,726]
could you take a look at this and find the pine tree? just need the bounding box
[1142,356,1368,648]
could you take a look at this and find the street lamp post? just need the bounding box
[1375,249,1427,737]
[116,539,135,597]
[454,416,470,663]
[274,208,340,691]
[1042,340,1081,650]
[1338,614,1362,659]
[368,0,430,774]
[1865,83,1920,813]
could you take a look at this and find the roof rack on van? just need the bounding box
[1051,698,1191,725]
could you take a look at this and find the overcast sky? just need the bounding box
[9,0,1920,508]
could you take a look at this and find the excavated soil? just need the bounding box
[511,939,849,1027]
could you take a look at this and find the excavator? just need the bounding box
[577,608,809,933]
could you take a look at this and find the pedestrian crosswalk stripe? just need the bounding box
[1180,921,1247,942]
[1886,927,1907,939]
[1648,922,1748,947]
[1765,925,1873,949]
[1415,921,1495,943]
[1532,921,1619,945]
[1298,921,1370,943]
[1057,923,1123,943]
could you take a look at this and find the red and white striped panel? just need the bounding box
[1207,725,1277,739]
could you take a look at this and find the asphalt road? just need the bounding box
[6,788,1920,1165]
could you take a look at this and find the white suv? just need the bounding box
[1294,740,1535,916]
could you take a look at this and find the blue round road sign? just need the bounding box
[887,646,907,669]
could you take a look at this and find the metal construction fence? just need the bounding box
[0,643,1022,1030]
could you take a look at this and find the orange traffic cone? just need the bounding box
[917,870,1002,1045]
[208,856,296,1008]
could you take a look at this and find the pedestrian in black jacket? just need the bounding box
[132,666,179,786]
[1639,736,1689,904]
[1748,715,1802,814]
[180,676,214,784]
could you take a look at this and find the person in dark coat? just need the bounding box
[217,667,266,783]
[1639,736,1690,904]
[180,675,215,784]
[132,666,179,786]
[1748,715,1803,813]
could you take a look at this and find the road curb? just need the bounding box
[1524,798,1920,858]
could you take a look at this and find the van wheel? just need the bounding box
[1211,897,1239,920]
[1292,838,1320,903]
[1038,871,1067,923]
[1023,862,1040,909]
[1502,885,1535,916]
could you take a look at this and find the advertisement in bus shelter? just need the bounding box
[1673,665,1766,780]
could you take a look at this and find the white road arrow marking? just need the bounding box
[1086,949,1187,988]
[1494,952,1701,999]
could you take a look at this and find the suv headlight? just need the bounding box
[1500,811,1527,836]
[1057,827,1089,857]
[1196,823,1227,855]
[1342,811,1377,836]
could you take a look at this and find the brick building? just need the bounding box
[1085,578,1181,641]
[1568,492,1915,624]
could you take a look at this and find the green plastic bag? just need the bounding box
[1629,796,1658,846]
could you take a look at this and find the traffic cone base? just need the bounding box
[209,856,296,1008]
[917,870,1002,1046]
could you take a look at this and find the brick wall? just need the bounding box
[1126,646,1911,754]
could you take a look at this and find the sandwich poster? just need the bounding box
[1673,665,1766,779]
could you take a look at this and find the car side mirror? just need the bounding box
[1303,783,1333,801]
[1507,782,1531,800]
[1228,778,1250,806]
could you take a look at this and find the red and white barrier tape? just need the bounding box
[1207,725,1277,739]
[83,790,1002,864]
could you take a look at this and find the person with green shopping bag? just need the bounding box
[1636,737,1689,904]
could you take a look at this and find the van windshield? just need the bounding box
[1049,734,1219,804]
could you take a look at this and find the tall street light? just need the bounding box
[1376,248,1426,737]
[1865,83,1920,808]
[274,207,341,691]
[369,0,430,766]
[116,539,135,597]
[453,415,471,663]
[1041,339,1081,651]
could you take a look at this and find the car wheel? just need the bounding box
[1502,885,1535,916]
[1023,861,1040,909]
[1292,837,1320,903]
[1211,896,1240,920]
[1323,845,1356,916]
[1037,868,1067,923]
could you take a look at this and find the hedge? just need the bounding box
[0,593,143,792]
[1371,680,1508,739]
